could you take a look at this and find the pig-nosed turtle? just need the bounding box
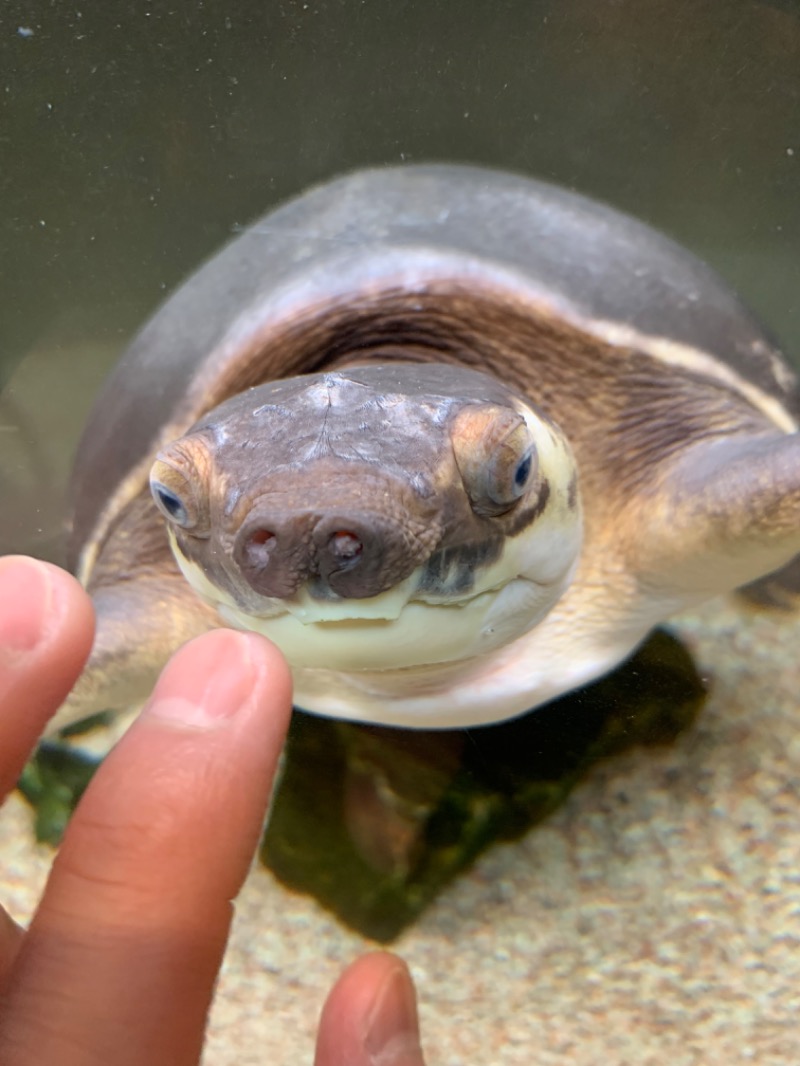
[55,165,800,732]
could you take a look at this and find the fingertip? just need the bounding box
[0,557,95,793]
[219,629,294,745]
[0,556,93,662]
[43,559,96,661]
[315,951,424,1066]
[239,630,294,720]
[143,629,293,733]
[25,628,296,1034]
[363,954,422,1065]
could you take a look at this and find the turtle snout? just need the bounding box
[234,517,305,600]
[311,514,396,598]
[233,510,418,600]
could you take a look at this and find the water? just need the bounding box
[1,1,799,1062]
[2,0,799,559]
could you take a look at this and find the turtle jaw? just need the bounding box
[166,520,582,672]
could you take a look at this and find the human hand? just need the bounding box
[0,555,426,1065]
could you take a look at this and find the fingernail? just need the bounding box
[146,631,259,728]
[0,557,53,655]
[365,963,422,1065]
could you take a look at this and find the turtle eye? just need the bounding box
[149,454,209,534]
[451,404,538,516]
[151,483,190,526]
[483,433,538,509]
[512,448,534,494]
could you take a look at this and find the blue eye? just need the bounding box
[452,405,537,516]
[149,454,210,535]
[514,450,533,492]
[151,482,190,527]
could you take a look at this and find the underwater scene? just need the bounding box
[1,2,799,1063]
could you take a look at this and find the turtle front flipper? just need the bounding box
[48,571,218,735]
[737,554,800,610]
[633,430,800,602]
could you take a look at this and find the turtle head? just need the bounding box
[149,364,582,672]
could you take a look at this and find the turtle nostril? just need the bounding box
[329,530,363,562]
[243,528,276,569]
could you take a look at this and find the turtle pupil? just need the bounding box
[155,486,188,525]
[514,452,532,490]
[160,491,181,516]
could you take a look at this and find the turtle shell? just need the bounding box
[69,164,799,576]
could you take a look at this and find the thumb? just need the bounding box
[314,951,426,1066]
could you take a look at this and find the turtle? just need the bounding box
[53,164,800,734]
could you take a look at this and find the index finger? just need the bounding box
[0,628,293,1066]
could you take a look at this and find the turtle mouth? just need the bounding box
[170,525,504,622]
[276,573,423,622]
[166,523,579,673]
[212,572,569,673]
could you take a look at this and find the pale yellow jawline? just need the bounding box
[166,476,580,674]
[592,318,798,433]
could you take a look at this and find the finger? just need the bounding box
[0,629,292,1066]
[0,558,91,994]
[0,912,25,994]
[314,951,426,1066]
[0,556,94,799]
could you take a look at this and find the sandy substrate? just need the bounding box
[2,596,799,1065]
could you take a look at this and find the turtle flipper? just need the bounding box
[634,431,800,600]
[737,553,800,610]
[48,571,219,735]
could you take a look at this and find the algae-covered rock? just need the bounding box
[17,741,100,846]
[262,628,706,941]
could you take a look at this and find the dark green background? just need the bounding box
[1,0,799,556]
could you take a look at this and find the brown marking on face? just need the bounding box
[417,535,506,597]
[567,472,579,512]
[508,476,551,535]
